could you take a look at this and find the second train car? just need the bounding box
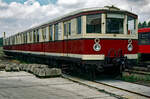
[138,28,150,65]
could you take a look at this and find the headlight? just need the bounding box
[127,44,133,51]
[93,43,101,51]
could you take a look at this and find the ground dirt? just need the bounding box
[0,47,119,99]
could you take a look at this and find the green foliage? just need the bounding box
[138,22,143,29]
[148,21,150,27]
[138,21,150,29]
[142,21,147,28]
[122,73,150,82]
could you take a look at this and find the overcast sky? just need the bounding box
[0,0,150,37]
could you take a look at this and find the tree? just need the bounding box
[138,22,143,29]
[142,21,147,28]
[148,21,150,27]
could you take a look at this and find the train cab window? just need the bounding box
[86,14,101,33]
[106,13,124,34]
[77,17,82,34]
[54,24,58,40]
[128,16,136,35]
[33,30,36,43]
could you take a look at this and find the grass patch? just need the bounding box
[121,72,150,82]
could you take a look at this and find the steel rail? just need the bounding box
[94,80,150,98]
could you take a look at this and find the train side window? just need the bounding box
[54,24,58,40]
[37,29,39,42]
[22,33,25,44]
[68,22,71,35]
[23,33,25,44]
[42,27,46,40]
[86,14,101,33]
[64,22,67,36]
[33,30,36,43]
[29,31,32,42]
[24,34,26,44]
[15,35,18,44]
[25,33,27,44]
[12,37,14,45]
[49,25,53,40]
[8,38,9,45]
[64,21,71,36]
[21,34,23,44]
[77,16,82,34]
[127,16,136,35]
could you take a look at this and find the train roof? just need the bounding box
[7,6,138,38]
[138,28,150,33]
[28,6,137,30]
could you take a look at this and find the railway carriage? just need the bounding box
[3,6,138,76]
[138,28,150,65]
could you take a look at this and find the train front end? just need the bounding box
[81,6,138,74]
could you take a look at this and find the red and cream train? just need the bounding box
[138,28,150,65]
[3,6,138,75]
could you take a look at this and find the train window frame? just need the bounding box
[86,14,102,33]
[106,13,124,34]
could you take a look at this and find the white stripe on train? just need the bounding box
[4,50,137,60]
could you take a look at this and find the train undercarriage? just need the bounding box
[4,50,132,80]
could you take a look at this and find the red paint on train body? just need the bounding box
[139,45,150,54]
[3,39,138,57]
[138,28,150,33]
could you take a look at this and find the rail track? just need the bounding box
[124,69,150,76]
[95,79,150,98]
[62,74,150,99]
